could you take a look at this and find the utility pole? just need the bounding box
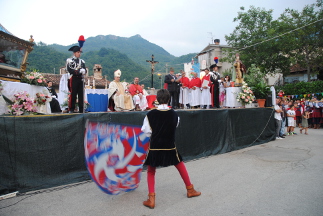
[207,32,214,44]
[146,54,159,88]
[165,63,169,75]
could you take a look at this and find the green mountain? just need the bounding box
[27,42,69,74]
[28,34,197,87]
[27,44,152,85]
[82,47,149,82]
[49,34,197,72]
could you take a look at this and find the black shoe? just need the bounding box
[280,136,285,138]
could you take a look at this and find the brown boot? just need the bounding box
[186,184,201,198]
[143,193,155,209]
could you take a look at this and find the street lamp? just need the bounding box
[157,73,162,89]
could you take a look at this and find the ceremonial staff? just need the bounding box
[78,35,86,113]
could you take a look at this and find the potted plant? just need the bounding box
[252,82,270,107]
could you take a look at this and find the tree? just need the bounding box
[244,64,265,87]
[224,1,323,82]
[224,6,291,77]
[277,0,323,81]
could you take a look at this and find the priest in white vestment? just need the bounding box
[108,70,134,111]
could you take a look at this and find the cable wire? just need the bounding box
[237,18,323,51]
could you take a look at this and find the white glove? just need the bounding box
[80,68,86,75]
[52,95,56,99]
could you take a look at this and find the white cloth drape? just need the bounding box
[58,73,69,109]
[0,80,51,114]
[224,87,242,107]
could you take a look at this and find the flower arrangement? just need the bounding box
[236,81,255,106]
[7,91,38,115]
[34,92,51,106]
[21,71,47,86]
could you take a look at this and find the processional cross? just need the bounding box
[146,54,159,88]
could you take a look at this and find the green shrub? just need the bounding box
[275,81,323,99]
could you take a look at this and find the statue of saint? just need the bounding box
[234,53,246,86]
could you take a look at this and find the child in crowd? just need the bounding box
[278,90,284,98]
[219,77,226,108]
[286,104,296,135]
[295,100,303,128]
[300,108,310,135]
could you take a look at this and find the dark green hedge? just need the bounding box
[276,81,323,99]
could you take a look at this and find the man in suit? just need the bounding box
[164,68,180,109]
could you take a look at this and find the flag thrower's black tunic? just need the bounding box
[144,109,183,167]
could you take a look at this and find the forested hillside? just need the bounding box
[49,34,197,72]
[27,34,197,86]
[28,44,150,82]
[28,42,69,74]
[82,48,149,81]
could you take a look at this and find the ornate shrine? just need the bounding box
[0,24,34,82]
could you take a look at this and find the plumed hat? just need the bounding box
[210,64,217,70]
[78,35,85,48]
[114,69,121,77]
[213,56,219,64]
[68,45,81,53]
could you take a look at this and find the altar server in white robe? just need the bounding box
[179,71,191,109]
[129,77,148,111]
[200,68,212,109]
[108,69,134,111]
[189,72,202,108]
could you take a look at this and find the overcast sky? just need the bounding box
[0,0,317,57]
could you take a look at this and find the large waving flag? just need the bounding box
[84,120,150,195]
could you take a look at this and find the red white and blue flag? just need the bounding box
[84,121,150,195]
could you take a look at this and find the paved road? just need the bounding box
[1,128,322,216]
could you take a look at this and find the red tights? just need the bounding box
[146,161,192,193]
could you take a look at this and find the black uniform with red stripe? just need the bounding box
[66,57,86,113]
